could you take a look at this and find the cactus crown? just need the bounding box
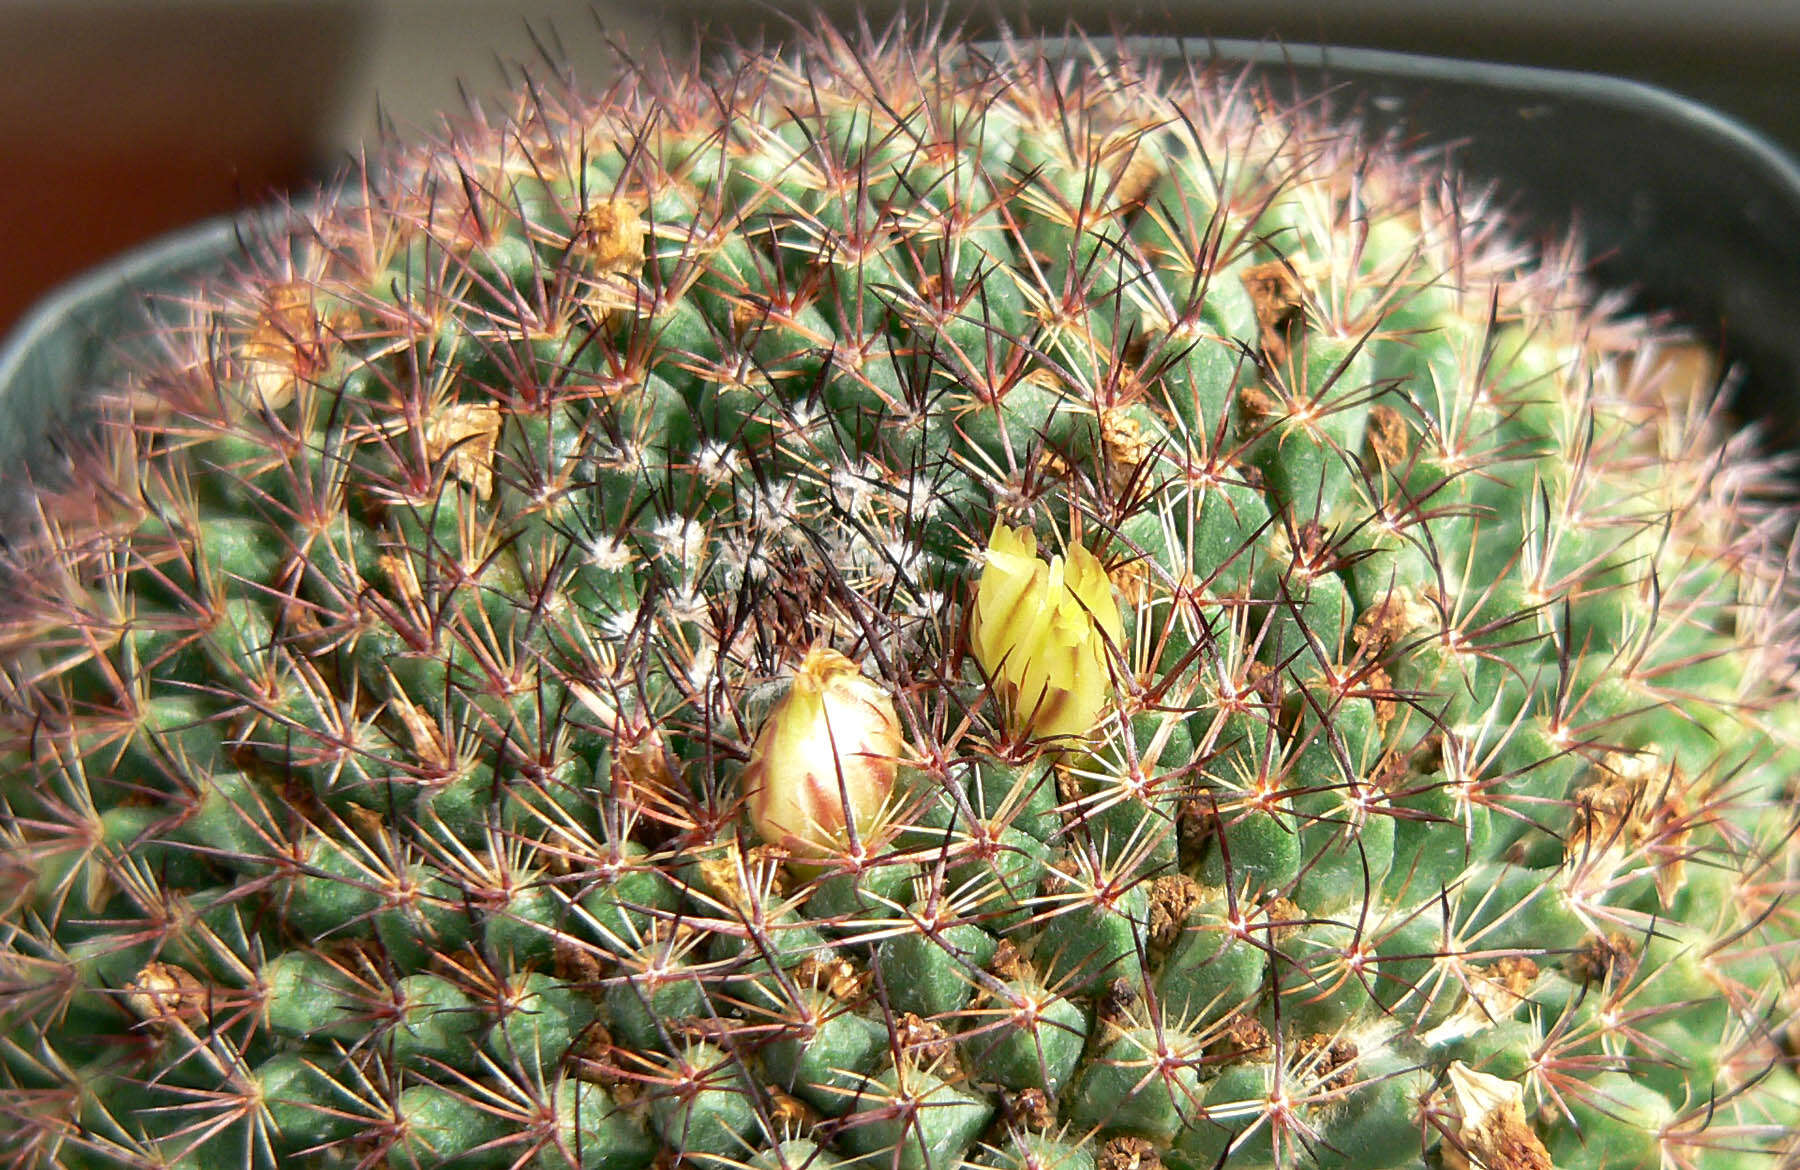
[1,18,1798,1170]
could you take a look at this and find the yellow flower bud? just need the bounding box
[744,647,902,858]
[970,523,1124,741]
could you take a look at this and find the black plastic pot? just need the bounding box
[3,41,1799,528]
[1192,38,1800,441]
[0,216,249,532]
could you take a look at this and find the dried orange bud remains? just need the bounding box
[745,647,902,858]
[971,523,1124,741]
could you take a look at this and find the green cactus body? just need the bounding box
[0,23,1796,1170]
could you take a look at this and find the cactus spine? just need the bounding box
[1,19,1797,1170]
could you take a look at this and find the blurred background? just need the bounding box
[4,0,1799,336]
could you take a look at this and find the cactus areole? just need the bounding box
[1,22,1797,1170]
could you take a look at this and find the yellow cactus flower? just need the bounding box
[744,647,902,858]
[971,523,1124,741]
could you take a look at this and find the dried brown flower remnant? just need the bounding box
[424,401,503,500]
[1097,976,1140,1023]
[1354,588,1438,661]
[1567,932,1639,987]
[1568,749,1695,906]
[768,1087,817,1132]
[1205,1013,1271,1063]
[796,954,868,1003]
[988,938,1027,981]
[1098,1136,1161,1170]
[577,198,646,272]
[1491,956,1541,998]
[1240,260,1306,367]
[125,962,210,1026]
[1569,763,1641,858]
[1366,403,1411,467]
[1295,1033,1359,1094]
[1445,1062,1552,1170]
[895,1012,953,1063]
[1,21,1795,1170]
[1148,873,1204,949]
[239,281,324,410]
[1003,1087,1057,1130]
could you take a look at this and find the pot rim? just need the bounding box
[0,215,242,405]
[5,36,1800,482]
[1048,33,1800,199]
[1022,36,1800,433]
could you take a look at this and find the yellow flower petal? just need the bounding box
[971,523,1122,742]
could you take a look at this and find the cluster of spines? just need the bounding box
[0,14,1796,1170]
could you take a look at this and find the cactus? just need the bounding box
[2,19,1798,1170]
